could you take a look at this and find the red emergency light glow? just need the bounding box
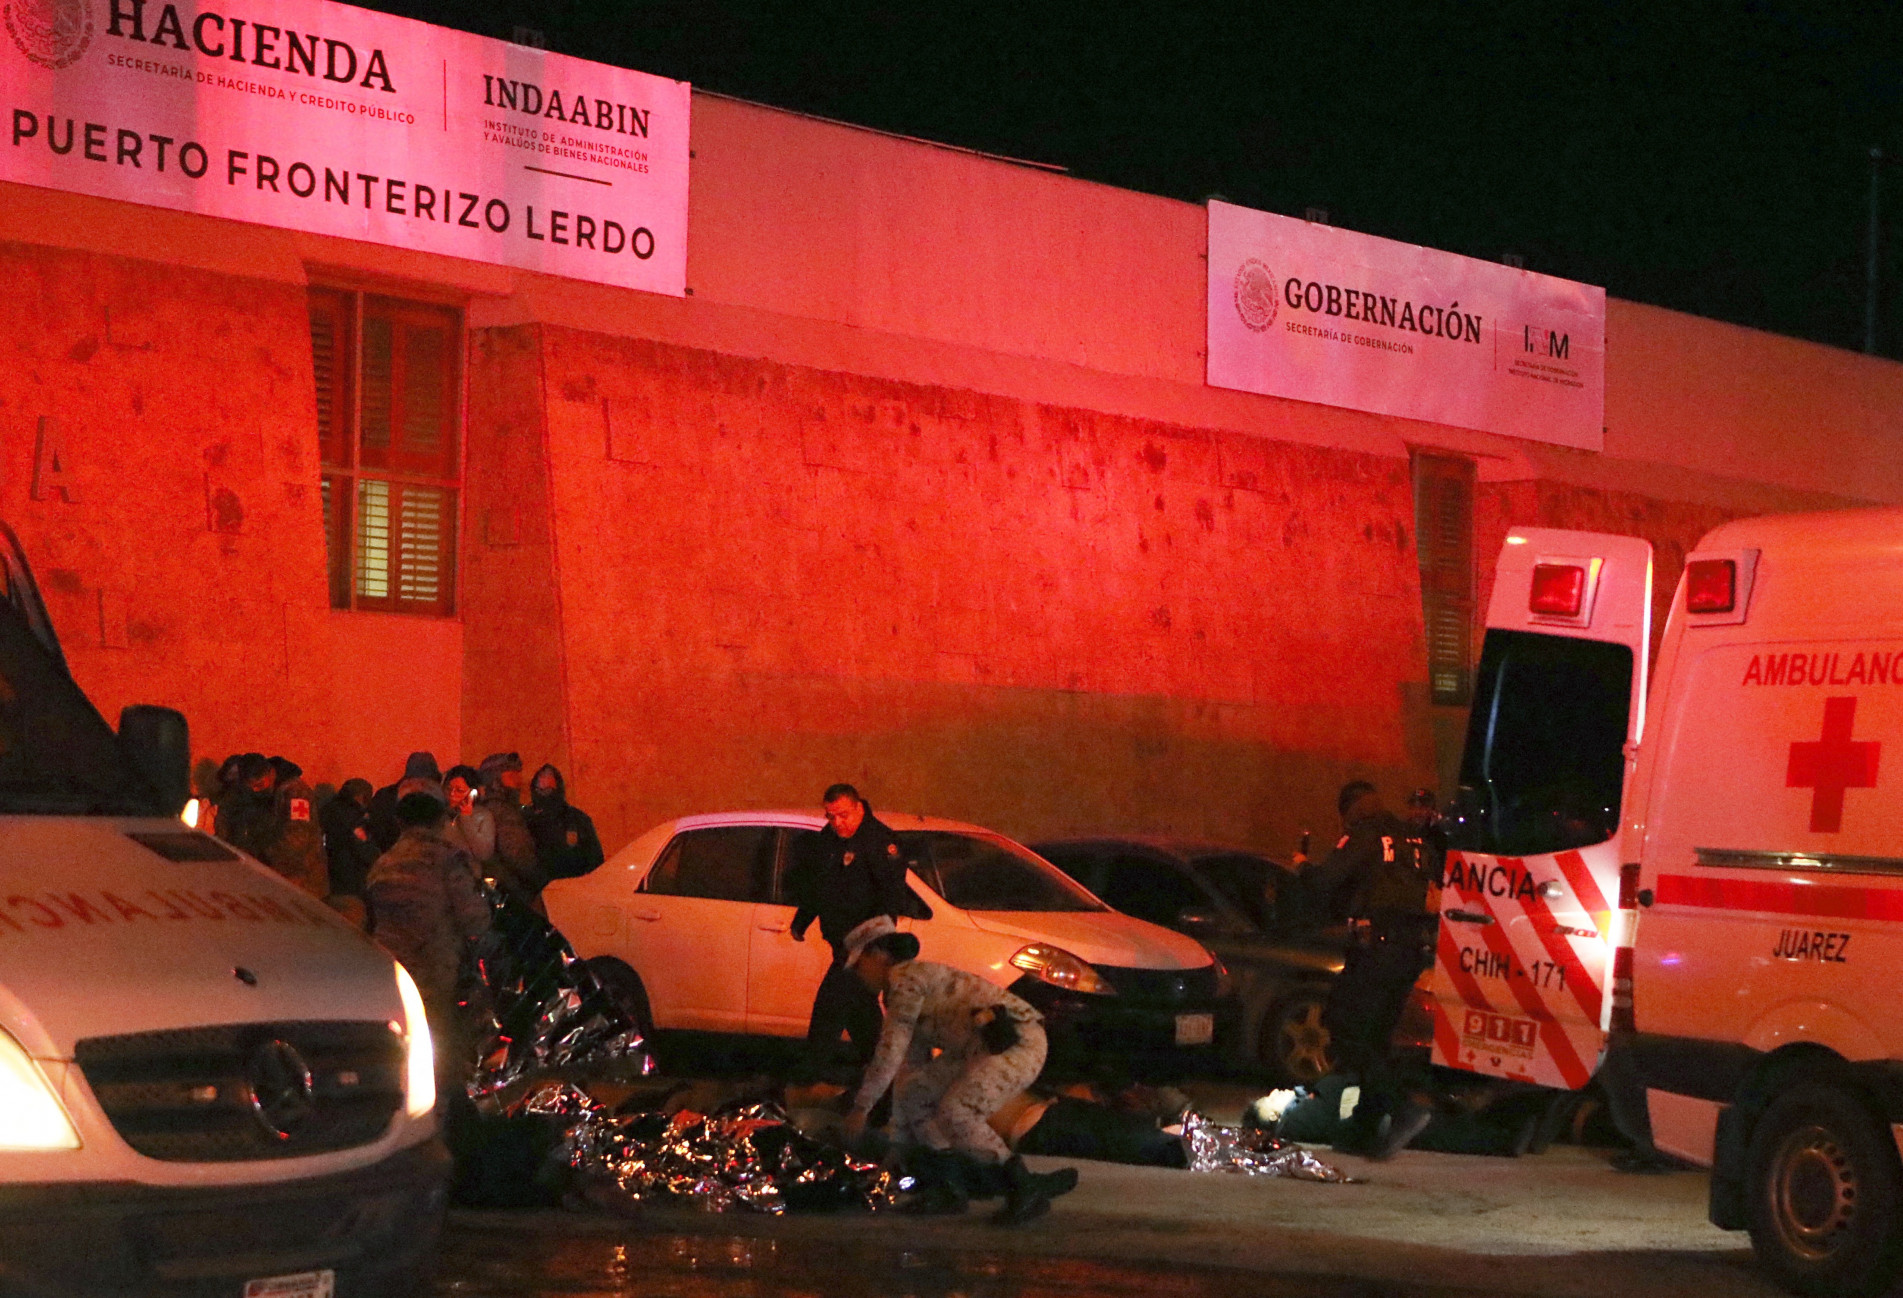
[1529,564,1586,617]
[1684,559,1736,613]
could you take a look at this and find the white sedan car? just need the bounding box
[544,810,1229,1074]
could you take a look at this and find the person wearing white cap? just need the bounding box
[842,925,1076,1221]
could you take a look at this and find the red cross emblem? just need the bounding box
[1787,696,1881,833]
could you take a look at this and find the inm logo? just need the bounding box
[4,0,95,68]
[1523,325,1571,359]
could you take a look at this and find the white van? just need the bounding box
[0,526,445,1298]
[1430,510,1903,1297]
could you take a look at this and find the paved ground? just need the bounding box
[436,1100,1778,1298]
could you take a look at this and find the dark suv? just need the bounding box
[1032,837,1350,1083]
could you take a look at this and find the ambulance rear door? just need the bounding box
[1430,528,1652,1090]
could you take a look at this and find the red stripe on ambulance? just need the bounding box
[1452,867,1594,1088]
[1655,874,1903,922]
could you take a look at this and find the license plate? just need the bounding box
[244,1272,335,1298]
[1174,1012,1214,1046]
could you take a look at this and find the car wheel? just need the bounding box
[1745,1081,1903,1298]
[583,957,655,1038]
[1265,993,1335,1085]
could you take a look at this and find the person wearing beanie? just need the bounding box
[215,753,279,861]
[477,752,543,912]
[524,764,604,883]
[366,792,492,1093]
[321,777,380,912]
[367,751,443,853]
[263,777,329,899]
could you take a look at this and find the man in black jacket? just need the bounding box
[1296,780,1439,1159]
[788,783,909,1079]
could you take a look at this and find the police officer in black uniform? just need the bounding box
[788,783,910,1080]
[1404,787,1449,888]
[1296,780,1440,1159]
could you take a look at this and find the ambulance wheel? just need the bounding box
[1265,994,1336,1085]
[1745,1082,1903,1298]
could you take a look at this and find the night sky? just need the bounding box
[367,0,1903,357]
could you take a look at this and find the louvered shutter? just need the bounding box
[1412,453,1475,705]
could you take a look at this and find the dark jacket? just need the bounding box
[524,764,605,882]
[1303,808,1427,928]
[321,795,380,900]
[366,783,402,854]
[788,811,909,951]
[365,826,491,1017]
[215,786,277,861]
[484,786,545,910]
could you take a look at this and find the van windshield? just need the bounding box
[0,600,160,816]
[1447,629,1633,858]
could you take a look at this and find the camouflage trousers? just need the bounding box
[893,1020,1047,1161]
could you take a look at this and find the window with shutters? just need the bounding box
[1412,452,1475,705]
[309,289,461,616]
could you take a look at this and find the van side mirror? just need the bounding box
[118,705,190,816]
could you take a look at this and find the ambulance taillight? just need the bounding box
[1610,862,1642,1033]
[1683,559,1736,614]
[1529,564,1587,617]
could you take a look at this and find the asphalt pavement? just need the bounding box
[434,1086,1780,1298]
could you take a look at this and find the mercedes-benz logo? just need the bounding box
[245,1039,315,1140]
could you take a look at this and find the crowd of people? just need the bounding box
[197,748,606,1094]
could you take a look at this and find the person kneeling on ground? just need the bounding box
[841,921,1079,1223]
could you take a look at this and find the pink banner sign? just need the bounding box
[1,0,690,295]
[1206,200,1604,450]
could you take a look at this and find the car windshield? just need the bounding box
[1447,628,1633,857]
[900,831,1105,913]
[0,598,161,815]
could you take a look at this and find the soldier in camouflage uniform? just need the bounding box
[843,927,1048,1160]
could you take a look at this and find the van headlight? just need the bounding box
[1009,944,1116,996]
[0,1028,80,1150]
[393,963,436,1119]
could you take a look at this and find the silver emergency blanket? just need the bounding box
[533,1087,899,1214]
[1179,1110,1358,1182]
[464,888,654,1106]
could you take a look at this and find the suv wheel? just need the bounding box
[1746,1081,1903,1297]
[1265,993,1335,1085]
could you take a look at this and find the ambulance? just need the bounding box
[1430,510,1903,1296]
[0,521,446,1298]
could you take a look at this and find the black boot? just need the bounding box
[953,1151,1012,1201]
[992,1155,1077,1225]
[899,1148,970,1216]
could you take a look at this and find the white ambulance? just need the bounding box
[0,523,446,1298]
[1430,509,1903,1296]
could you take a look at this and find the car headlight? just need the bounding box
[1009,944,1116,996]
[0,1028,80,1150]
[393,963,436,1119]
